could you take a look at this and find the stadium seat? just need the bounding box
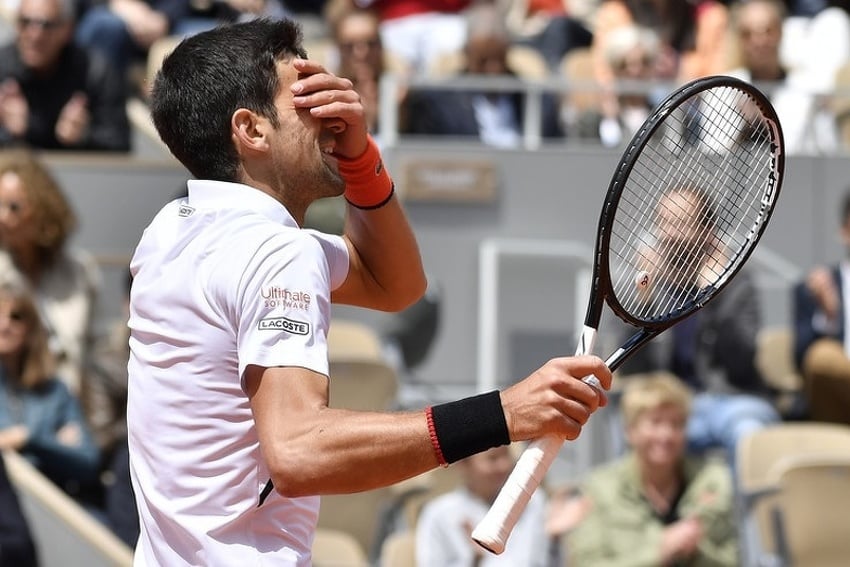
[736,423,850,566]
[312,527,369,567]
[318,488,393,561]
[755,327,805,418]
[378,530,416,567]
[327,319,399,413]
[319,321,399,554]
[770,454,850,567]
[327,319,385,362]
[3,449,134,567]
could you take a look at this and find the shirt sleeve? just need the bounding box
[234,231,334,380]
[304,229,350,291]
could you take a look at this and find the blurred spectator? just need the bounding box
[0,0,131,152]
[404,3,563,146]
[104,438,137,547]
[0,277,101,502]
[75,0,189,82]
[415,444,551,566]
[728,0,841,154]
[503,0,593,72]
[590,0,730,88]
[84,269,137,547]
[353,0,471,74]
[792,190,850,425]
[331,6,389,138]
[562,373,737,566]
[783,0,827,16]
[782,0,850,88]
[83,270,129,468]
[166,0,288,38]
[302,6,392,234]
[567,24,659,146]
[779,0,850,153]
[618,186,780,466]
[0,150,101,395]
[728,0,786,84]
[0,451,38,567]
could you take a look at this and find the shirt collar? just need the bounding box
[186,179,298,228]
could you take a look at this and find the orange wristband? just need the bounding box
[337,136,394,209]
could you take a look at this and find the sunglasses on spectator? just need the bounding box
[738,25,780,40]
[0,308,27,325]
[339,39,381,53]
[17,16,65,31]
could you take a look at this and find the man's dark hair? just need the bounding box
[150,19,307,181]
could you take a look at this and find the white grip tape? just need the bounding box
[473,324,600,554]
[471,434,563,554]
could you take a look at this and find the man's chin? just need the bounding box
[325,169,346,197]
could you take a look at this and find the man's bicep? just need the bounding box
[329,237,372,306]
[246,365,330,447]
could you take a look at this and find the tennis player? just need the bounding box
[127,18,611,566]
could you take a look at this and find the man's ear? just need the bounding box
[232,108,271,154]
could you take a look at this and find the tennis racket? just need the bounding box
[471,75,785,554]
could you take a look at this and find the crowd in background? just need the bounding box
[0,0,848,154]
[0,0,849,565]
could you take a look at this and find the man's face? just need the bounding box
[614,46,655,80]
[656,189,707,249]
[652,188,717,288]
[737,2,782,77]
[0,295,30,358]
[0,172,38,250]
[461,445,514,503]
[335,13,383,80]
[16,0,72,72]
[627,404,688,470]
[266,58,346,207]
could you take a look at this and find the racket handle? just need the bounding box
[471,434,563,554]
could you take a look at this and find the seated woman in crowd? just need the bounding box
[561,372,738,566]
[0,277,100,502]
[0,149,100,395]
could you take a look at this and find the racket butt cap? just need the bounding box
[471,532,505,555]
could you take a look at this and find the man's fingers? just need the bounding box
[293,89,360,110]
[560,355,613,390]
[291,60,353,96]
[292,57,327,74]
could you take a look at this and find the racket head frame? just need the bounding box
[585,75,785,354]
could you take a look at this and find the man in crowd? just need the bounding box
[0,0,131,152]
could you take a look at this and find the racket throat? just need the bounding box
[575,325,598,356]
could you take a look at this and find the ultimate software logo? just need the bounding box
[262,286,311,310]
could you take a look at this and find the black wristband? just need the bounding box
[430,390,511,464]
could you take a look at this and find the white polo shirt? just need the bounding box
[127,180,349,566]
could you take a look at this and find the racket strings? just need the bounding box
[609,85,777,322]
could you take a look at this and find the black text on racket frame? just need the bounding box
[471,75,785,554]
